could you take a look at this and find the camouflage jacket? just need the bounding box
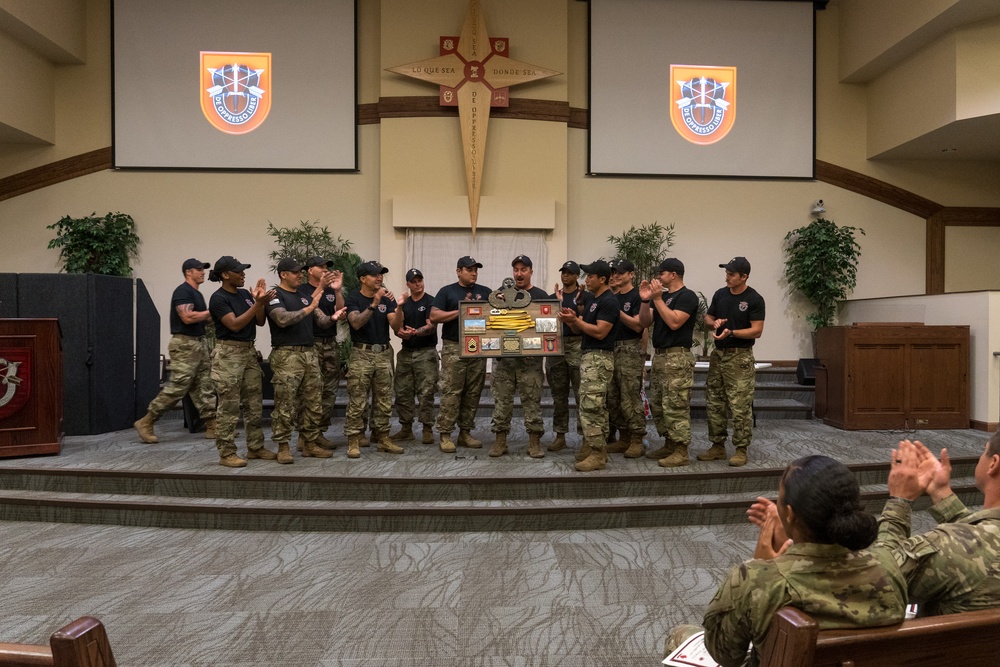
[703,542,907,667]
[877,495,1000,616]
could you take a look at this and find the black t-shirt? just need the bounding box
[400,292,437,350]
[580,289,620,352]
[707,285,766,349]
[615,286,643,341]
[432,281,492,342]
[549,286,583,338]
[345,290,397,345]
[170,282,207,336]
[266,286,314,347]
[210,287,257,342]
[298,283,341,339]
[651,286,699,349]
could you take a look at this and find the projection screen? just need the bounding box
[113,0,356,170]
[589,0,815,178]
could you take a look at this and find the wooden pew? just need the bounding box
[0,617,116,667]
[759,606,1000,667]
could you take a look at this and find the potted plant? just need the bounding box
[783,217,864,331]
[691,291,714,359]
[47,211,141,276]
[607,221,675,282]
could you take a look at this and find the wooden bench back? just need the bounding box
[0,617,116,667]
[760,606,1000,667]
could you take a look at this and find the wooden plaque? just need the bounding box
[458,299,563,359]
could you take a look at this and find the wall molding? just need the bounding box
[0,147,112,202]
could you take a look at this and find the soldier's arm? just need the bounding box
[703,563,774,667]
[619,309,644,334]
[268,306,314,328]
[429,306,458,324]
[176,303,212,324]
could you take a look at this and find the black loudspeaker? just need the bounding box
[135,279,161,420]
[0,274,17,317]
[796,358,818,386]
[17,274,135,435]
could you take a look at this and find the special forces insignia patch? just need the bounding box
[0,348,31,421]
[201,52,272,135]
[669,65,737,145]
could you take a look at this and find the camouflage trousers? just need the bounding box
[435,340,487,434]
[268,347,323,444]
[393,346,438,427]
[491,357,544,434]
[210,342,264,457]
[545,336,581,434]
[313,336,341,429]
[345,347,394,436]
[648,348,695,446]
[607,339,646,434]
[579,350,614,448]
[706,347,756,449]
[147,334,215,421]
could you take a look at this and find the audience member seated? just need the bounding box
[877,436,1000,616]
[666,455,907,667]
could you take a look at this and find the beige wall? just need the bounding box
[0,0,998,360]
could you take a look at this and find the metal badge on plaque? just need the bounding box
[459,278,563,359]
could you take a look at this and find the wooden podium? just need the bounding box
[815,324,969,430]
[0,319,63,456]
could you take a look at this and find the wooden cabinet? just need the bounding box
[0,318,63,456]
[815,324,969,430]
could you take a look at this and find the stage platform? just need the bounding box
[0,419,989,532]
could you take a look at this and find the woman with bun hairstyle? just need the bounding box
[207,256,275,467]
[667,455,908,667]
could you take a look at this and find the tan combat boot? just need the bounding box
[246,447,278,461]
[359,432,371,447]
[314,432,335,450]
[488,431,508,457]
[729,447,748,467]
[575,445,607,472]
[302,439,333,458]
[347,434,361,459]
[276,443,294,464]
[658,444,690,468]
[697,443,728,461]
[575,441,594,462]
[439,432,457,453]
[219,453,247,468]
[422,425,435,444]
[623,431,645,458]
[390,424,415,441]
[458,429,483,448]
[548,433,567,452]
[377,433,404,454]
[646,438,676,460]
[528,433,544,459]
[203,419,216,440]
[133,413,158,444]
[606,429,629,453]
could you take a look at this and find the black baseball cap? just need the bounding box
[213,256,250,274]
[357,260,389,278]
[457,256,483,269]
[580,260,612,279]
[305,256,334,268]
[560,260,581,275]
[512,254,532,268]
[405,268,423,282]
[277,258,307,274]
[612,258,635,273]
[658,258,685,275]
[182,258,210,272]
[720,256,751,275]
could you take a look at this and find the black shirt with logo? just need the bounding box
[170,282,207,336]
[210,287,257,342]
[650,286,699,349]
[615,286,643,341]
[345,289,397,345]
[265,286,314,347]
[298,283,341,339]
[580,290,620,352]
[400,292,437,350]
[707,285,766,349]
[432,281,492,342]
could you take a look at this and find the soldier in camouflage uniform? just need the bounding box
[299,256,345,448]
[545,261,583,452]
[667,455,907,666]
[390,268,439,445]
[605,259,648,459]
[489,255,550,458]
[266,258,345,464]
[877,436,1000,616]
[558,260,620,473]
[206,256,275,467]
[699,257,765,468]
[134,258,217,444]
[344,261,404,458]
[431,256,492,453]
[638,258,699,467]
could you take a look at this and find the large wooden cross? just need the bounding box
[386,0,560,234]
